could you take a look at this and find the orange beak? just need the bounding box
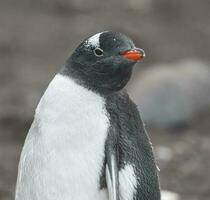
[120,48,145,61]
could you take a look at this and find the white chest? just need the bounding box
[15,74,110,200]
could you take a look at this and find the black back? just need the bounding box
[103,90,161,200]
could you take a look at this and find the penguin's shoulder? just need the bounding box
[105,89,145,133]
[105,90,154,162]
[105,89,136,112]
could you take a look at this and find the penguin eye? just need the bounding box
[94,48,103,57]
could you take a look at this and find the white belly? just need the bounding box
[15,74,110,200]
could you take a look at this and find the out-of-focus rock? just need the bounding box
[130,60,210,128]
[161,190,180,200]
[155,146,173,162]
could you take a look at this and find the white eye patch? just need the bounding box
[85,31,108,48]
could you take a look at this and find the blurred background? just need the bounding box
[0,0,210,199]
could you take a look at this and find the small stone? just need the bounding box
[161,190,180,200]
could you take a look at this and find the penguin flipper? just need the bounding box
[105,150,120,200]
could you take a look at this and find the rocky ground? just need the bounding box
[0,1,210,200]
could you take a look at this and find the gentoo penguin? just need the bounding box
[15,31,160,200]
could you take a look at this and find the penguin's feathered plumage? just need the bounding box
[15,31,160,200]
[104,91,160,200]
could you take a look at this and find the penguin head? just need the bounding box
[63,31,145,94]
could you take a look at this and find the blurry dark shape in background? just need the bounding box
[0,0,210,200]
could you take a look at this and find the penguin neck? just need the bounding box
[60,58,132,96]
[60,63,108,96]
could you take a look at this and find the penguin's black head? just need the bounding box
[62,31,145,94]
